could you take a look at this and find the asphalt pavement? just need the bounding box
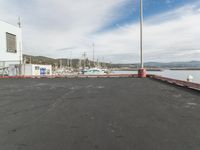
[0,78,200,150]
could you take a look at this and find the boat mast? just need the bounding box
[83,52,86,69]
[140,0,144,68]
[92,43,95,67]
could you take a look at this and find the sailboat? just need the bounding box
[82,67,107,75]
[80,44,109,75]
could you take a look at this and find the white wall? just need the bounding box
[22,64,32,76]
[0,20,22,67]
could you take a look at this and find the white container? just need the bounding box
[22,64,52,76]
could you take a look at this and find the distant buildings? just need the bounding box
[0,20,22,69]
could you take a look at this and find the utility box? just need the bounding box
[22,64,52,76]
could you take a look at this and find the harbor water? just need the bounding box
[112,70,200,84]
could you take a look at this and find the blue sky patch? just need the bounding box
[100,0,198,32]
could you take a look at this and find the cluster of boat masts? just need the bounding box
[53,44,112,75]
[53,54,111,75]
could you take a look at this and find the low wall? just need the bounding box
[148,74,200,91]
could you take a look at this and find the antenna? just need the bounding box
[17,16,21,28]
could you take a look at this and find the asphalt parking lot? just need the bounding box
[0,78,200,150]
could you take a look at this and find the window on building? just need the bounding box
[35,66,40,70]
[6,32,17,53]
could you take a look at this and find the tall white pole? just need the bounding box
[140,0,144,68]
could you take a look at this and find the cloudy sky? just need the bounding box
[0,0,200,63]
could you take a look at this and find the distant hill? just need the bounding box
[23,54,110,68]
[111,61,200,68]
[144,61,200,68]
[23,54,200,68]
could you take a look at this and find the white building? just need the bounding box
[22,64,52,76]
[0,20,22,68]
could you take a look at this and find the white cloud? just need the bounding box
[0,0,126,57]
[93,2,200,63]
[0,0,200,63]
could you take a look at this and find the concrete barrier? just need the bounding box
[148,74,200,91]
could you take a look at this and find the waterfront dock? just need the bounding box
[0,78,200,150]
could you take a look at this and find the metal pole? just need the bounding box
[92,43,95,66]
[140,0,144,68]
[70,51,72,68]
[83,52,86,69]
[18,16,22,75]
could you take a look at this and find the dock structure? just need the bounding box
[0,78,199,150]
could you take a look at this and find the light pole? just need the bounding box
[140,0,143,68]
[138,0,147,77]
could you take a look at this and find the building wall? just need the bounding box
[0,20,22,67]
